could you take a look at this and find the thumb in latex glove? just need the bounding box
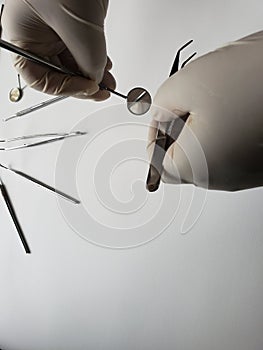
[148,31,263,191]
[2,0,116,100]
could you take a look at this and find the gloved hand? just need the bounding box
[148,31,263,191]
[2,0,116,100]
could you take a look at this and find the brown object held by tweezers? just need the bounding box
[146,40,196,192]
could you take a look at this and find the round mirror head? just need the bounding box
[127,87,152,116]
[9,87,23,102]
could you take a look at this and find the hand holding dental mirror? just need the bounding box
[0,39,151,116]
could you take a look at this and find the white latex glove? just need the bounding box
[2,0,115,100]
[148,31,263,191]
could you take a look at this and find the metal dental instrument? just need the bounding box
[9,74,27,102]
[0,39,152,116]
[0,163,80,204]
[146,40,197,192]
[0,131,86,150]
[0,176,31,254]
[0,4,4,39]
[126,87,152,115]
[4,95,68,121]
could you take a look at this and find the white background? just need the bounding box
[0,1,263,349]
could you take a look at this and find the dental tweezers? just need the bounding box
[146,40,196,192]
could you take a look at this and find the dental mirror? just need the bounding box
[101,84,152,116]
[9,74,27,102]
[127,87,151,115]
[9,87,23,102]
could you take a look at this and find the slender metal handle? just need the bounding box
[0,164,80,204]
[0,181,31,254]
[0,4,4,39]
[0,39,73,75]
[15,96,68,117]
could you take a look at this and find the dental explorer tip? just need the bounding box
[3,115,16,122]
[0,163,8,170]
